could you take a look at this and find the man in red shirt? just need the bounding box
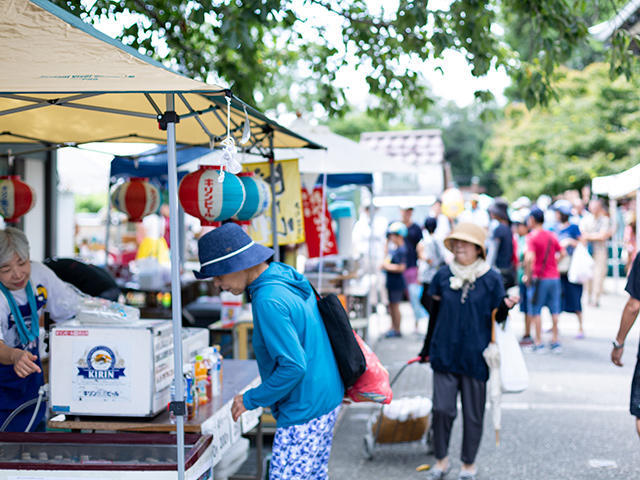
[524,208,566,353]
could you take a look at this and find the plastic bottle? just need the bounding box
[184,371,196,420]
[194,355,209,405]
[213,345,223,397]
[162,292,171,309]
[203,351,213,402]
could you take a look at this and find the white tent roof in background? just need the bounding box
[592,163,640,199]
[274,117,415,173]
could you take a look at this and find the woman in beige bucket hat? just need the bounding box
[418,222,518,480]
[443,222,487,260]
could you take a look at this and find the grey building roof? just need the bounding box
[359,129,444,167]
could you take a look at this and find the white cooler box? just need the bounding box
[50,319,175,417]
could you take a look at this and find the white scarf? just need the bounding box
[449,258,490,291]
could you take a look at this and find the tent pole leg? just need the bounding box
[610,198,619,290]
[366,186,375,341]
[318,173,328,292]
[268,132,279,261]
[104,182,112,268]
[636,190,640,261]
[166,93,186,480]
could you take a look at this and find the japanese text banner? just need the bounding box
[243,159,305,246]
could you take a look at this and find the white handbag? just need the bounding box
[495,320,529,393]
[568,243,594,284]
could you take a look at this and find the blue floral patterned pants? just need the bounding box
[270,405,340,480]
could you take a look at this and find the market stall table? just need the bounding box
[48,359,263,479]
[0,432,214,480]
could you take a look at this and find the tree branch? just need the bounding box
[307,0,391,29]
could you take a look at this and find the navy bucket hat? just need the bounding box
[193,223,275,279]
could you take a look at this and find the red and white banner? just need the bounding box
[301,186,338,258]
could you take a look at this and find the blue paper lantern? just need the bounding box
[233,173,271,223]
[233,173,272,224]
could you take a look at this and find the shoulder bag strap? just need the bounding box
[308,280,322,301]
[538,237,552,277]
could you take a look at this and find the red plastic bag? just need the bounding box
[346,332,393,404]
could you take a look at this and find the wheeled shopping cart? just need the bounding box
[363,357,433,460]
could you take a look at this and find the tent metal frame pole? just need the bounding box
[165,93,186,480]
[318,173,328,292]
[365,186,375,338]
[103,181,113,268]
[636,190,640,257]
[611,198,619,289]
[268,131,279,261]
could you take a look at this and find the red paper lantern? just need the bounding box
[0,175,36,223]
[111,177,160,222]
[178,166,245,226]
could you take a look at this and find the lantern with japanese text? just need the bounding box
[233,172,271,224]
[111,177,160,222]
[178,166,246,226]
[0,175,36,223]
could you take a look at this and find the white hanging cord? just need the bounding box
[220,96,241,180]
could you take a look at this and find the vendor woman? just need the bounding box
[0,227,80,432]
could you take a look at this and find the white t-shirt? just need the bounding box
[0,261,80,349]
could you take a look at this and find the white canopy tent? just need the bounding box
[0,1,323,477]
[592,163,640,255]
[592,163,640,199]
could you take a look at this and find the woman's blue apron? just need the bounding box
[0,284,46,432]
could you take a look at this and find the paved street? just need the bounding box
[234,278,640,479]
[329,278,640,479]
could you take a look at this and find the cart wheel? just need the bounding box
[363,433,375,460]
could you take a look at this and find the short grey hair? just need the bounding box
[0,227,30,266]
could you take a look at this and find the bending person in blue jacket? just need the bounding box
[194,223,344,480]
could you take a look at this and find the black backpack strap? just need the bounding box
[308,281,321,301]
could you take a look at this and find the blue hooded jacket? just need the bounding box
[243,262,344,427]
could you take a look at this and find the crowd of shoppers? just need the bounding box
[379,191,623,355]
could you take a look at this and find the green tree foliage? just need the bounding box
[49,0,638,117]
[502,0,630,103]
[484,63,640,200]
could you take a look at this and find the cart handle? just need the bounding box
[407,357,422,365]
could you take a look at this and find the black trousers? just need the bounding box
[420,282,435,316]
[432,371,486,464]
